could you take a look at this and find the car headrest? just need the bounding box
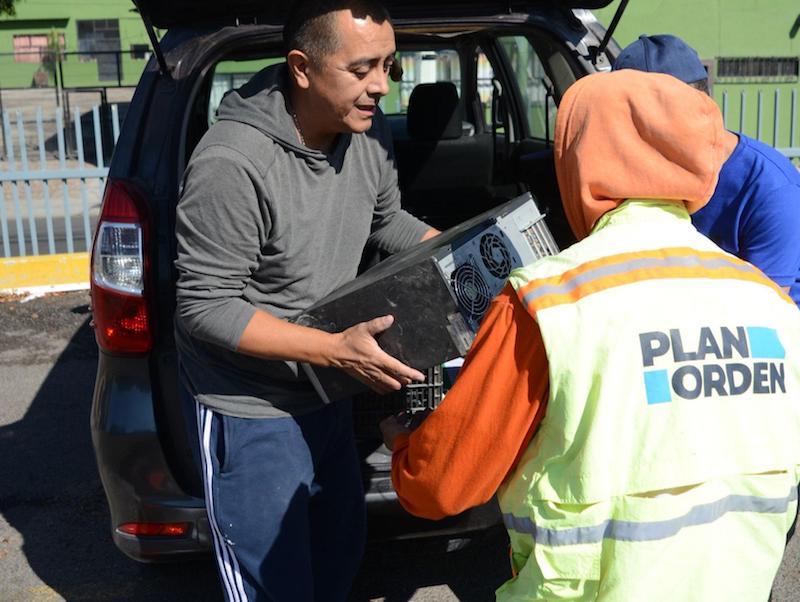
[406,82,463,141]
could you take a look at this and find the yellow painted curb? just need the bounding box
[0,252,89,289]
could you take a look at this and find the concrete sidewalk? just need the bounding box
[0,252,89,295]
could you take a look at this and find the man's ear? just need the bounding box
[287,49,312,90]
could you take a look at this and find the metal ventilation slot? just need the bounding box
[522,219,559,259]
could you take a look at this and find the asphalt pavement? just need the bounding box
[0,291,798,601]
[0,290,510,601]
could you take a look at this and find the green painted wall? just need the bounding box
[595,1,800,58]
[0,0,150,88]
[594,1,800,147]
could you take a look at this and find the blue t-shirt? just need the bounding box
[692,134,800,305]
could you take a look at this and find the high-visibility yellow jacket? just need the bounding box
[498,199,800,601]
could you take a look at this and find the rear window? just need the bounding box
[498,36,557,142]
[205,51,464,122]
[207,57,282,124]
[385,49,461,115]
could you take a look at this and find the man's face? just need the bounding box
[306,10,396,135]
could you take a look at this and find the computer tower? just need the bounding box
[295,192,559,401]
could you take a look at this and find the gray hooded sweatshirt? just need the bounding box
[175,64,428,418]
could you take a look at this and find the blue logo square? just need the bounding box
[747,327,785,359]
[644,370,672,405]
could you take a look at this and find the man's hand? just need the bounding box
[380,412,413,450]
[420,227,440,242]
[380,409,431,450]
[237,310,424,394]
[330,315,425,394]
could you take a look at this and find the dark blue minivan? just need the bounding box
[89,0,619,561]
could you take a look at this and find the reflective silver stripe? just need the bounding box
[503,487,798,546]
[521,254,759,308]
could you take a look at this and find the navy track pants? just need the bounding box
[195,399,367,602]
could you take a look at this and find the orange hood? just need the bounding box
[553,70,727,240]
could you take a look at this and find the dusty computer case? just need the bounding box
[295,192,559,401]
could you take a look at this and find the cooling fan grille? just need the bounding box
[479,232,512,278]
[450,262,491,321]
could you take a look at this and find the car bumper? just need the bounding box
[105,475,500,562]
[92,354,500,562]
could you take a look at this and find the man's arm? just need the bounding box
[237,311,423,393]
[365,109,435,253]
[176,146,424,393]
[381,284,549,519]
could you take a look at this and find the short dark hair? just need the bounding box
[687,78,710,95]
[284,0,391,63]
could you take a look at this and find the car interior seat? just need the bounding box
[393,81,494,230]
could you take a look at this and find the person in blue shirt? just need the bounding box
[613,34,800,306]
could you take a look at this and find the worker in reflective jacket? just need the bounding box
[380,70,800,601]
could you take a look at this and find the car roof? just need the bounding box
[132,0,615,29]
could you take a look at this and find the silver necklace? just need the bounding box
[291,111,306,146]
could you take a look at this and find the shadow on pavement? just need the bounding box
[350,527,512,601]
[0,301,222,601]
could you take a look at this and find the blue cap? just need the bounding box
[613,34,707,84]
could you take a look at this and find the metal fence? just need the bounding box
[721,88,800,158]
[2,85,800,260]
[0,103,120,258]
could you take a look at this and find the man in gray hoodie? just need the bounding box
[174,1,438,599]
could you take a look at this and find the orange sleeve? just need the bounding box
[390,283,550,519]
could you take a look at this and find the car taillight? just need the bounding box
[91,179,153,354]
[118,522,191,537]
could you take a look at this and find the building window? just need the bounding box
[77,19,122,81]
[130,44,150,60]
[13,34,66,63]
[716,57,799,82]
